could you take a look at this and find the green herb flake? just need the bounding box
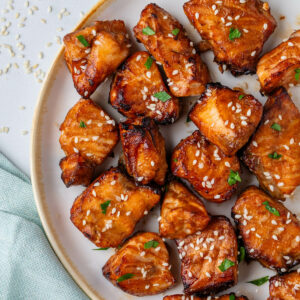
[173,158,178,163]
[295,68,300,81]
[117,273,134,282]
[79,120,86,128]
[268,152,282,159]
[263,201,280,216]
[144,240,159,249]
[238,246,245,263]
[93,247,109,250]
[186,115,191,122]
[76,35,90,47]
[218,258,235,272]
[229,295,235,300]
[144,56,153,70]
[238,94,245,100]
[172,28,180,36]
[229,27,241,41]
[153,91,171,102]
[228,170,242,186]
[100,200,111,215]
[248,276,269,286]
[142,26,155,36]
[271,123,281,131]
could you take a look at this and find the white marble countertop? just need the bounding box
[0,0,98,176]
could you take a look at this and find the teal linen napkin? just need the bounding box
[0,153,88,300]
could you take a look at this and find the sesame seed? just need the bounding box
[193,159,197,165]
[269,185,274,192]
[263,23,268,30]
[155,246,160,252]
[286,219,291,224]
[172,70,179,75]
[111,180,116,186]
[212,4,216,10]
[296,236,300,242]
[198,162,204,169]
[251,51,256,57]
[92,190,96,197]
[272,235,278,241]
[144,210,148,215]
[214,9,219,15]
[230,123,235,129]
[126,211,131,216]
[73,147,79,153]
[225,22,232,27]
[140,251,145,256]
[136,55,141,61]
[214,195,221,199]
[275,174,281,179]
[288,42,294,46]
[283,145,290,150]
[192,49,196,54]
[151,161,155,166]
[235,15,240,20]
[228,101,232,107]
[241,120,247,126]
[137,177,144,182]
[195,12,199,19]
[281,56,287,60]
[145,285,150,289]
[278,182,284,187]
[252,141,258,147]
[205,272,211,278]
[146,71,151,78]
[250,249,254,253]
[221,17,225,23]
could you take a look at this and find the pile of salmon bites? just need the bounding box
[59,1,300,299]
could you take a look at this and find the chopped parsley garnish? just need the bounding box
[229,27,241,41]
[247,276,269,286]
[117,273,134,282]
[144,56,153,70]
[229,295,235,300]
[76,35,90,47]
[228,170,241,186]
[263,201,280,216]
[100,200,111,215]
[271,123,281,131]
[142,26,155,35]
[172,28,180,36]
[153,91,171,102]
[173,158,178,162]
[218,258,235,272]
[79,120,86,128]
[144,240,159,249]
[238,246,245,263]
[93,247,109,250]
[238,94,245,100]
[295,68,300,81]
[268,152,282,159]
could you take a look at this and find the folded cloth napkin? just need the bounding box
[0,153,88,300]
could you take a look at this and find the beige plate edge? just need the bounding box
[30,1,112,299]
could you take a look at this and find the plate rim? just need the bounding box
[30,1,112,299]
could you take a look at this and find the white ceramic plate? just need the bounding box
[31,0,300,299]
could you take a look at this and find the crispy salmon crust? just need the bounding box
[232,186,300,272]
[59,99,119,166]
[134,3,209,97]
[171,130,240,202]
[257,30,300,94]
[183,0,276,75]
[176,216,238,295]
[110,51,180,124]
[70,167,161,248]
[164,294,248,300]
[102,232,175,296]
[119,118,168,185]
[268,271,300,300]
[59,153,94,187]
[159,180,210,239]
[63,20,130,98]
[242,88,300,200]
[189,83,263,156]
